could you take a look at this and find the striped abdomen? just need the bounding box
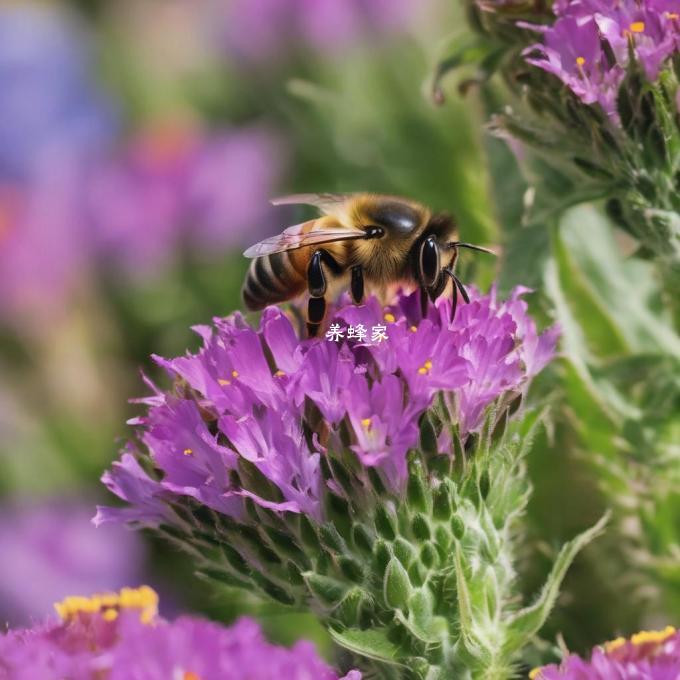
[241,250,308,311]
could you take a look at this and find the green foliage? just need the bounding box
[542,206,680,617]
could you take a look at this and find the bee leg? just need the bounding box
[308,250,327,298]
[442,268,470,322]
[307,249,338,337]
[307,297,326,337]
[351,265,364,304]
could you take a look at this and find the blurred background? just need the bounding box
[0,0,676,664]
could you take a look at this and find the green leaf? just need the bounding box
[552,213,629,359]
[374,504,398,541]
[396,589,448,645]
[557,205,680,357]
[407,459,430,512]
[394,537,418,568]
[544,256,622,428]
[303,573,348,606]
[335,587,372,627]
[499,223,552,293]
[329,626,406,666]
[453,543,474,638]
[384,557,412,610]
[502,512,610,655]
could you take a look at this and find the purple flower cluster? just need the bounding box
[0,5,284,325]
[218,0,415,61]
[0,586,359,680]
[0,4,112,323]
[0,124,282,322]
[532,626,680,679]
[96,288,557,529]
[522,0,680,119]
[84,124,285,278]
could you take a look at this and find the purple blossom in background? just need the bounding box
[113,616,361,680]
[0,122,283,321]
[0,160,92,323]
[83,127,192,277]
[0,5,285,320]
[185,128,285,252]
[85,125,284,278]
[97,288,557,528]
[0,586,360,680]
[219,0,416,61]
[532,626,680,679]
[522,0,680,120]
[0,3,114,323]
[0,4,116,182]
[0,500,145,627]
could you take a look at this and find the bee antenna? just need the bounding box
[448,242,496,256]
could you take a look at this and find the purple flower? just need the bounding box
[0,7,284,321]
[112,615,360,680]
[94,449,176,529]
[523,0,680,119]
[345,373,421,489]
[85,125,284,278]
[0,586,360,679]
[98,288,556,530]
[532,626,680,679]
[83,127,190,277]
[0,500,145,627]
[0,161,92,324]
[0,4,114,324]
[522,13,625,118]
[185,128,285,253]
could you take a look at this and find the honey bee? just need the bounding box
[242,193,494,336]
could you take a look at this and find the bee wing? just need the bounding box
[243,220,366,258]
[270,193,355,215]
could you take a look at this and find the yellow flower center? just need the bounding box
[361,417,372,431]
[666,12,679,19]
[417,359,433,375]
[218,371,238,385]
[274,370,285,377]
[603,626,676,654]
[183,673,201,680]
[604,636,626,653]
[54,585,159,625]
[629,21,645,32]
[529,669,544,680]
[183,448,193,456]
[384,312,396,323]
[630,625,676,647]
[576,56,586,66]
[410,325,418,333]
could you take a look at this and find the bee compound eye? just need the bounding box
[420,237,440,287]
